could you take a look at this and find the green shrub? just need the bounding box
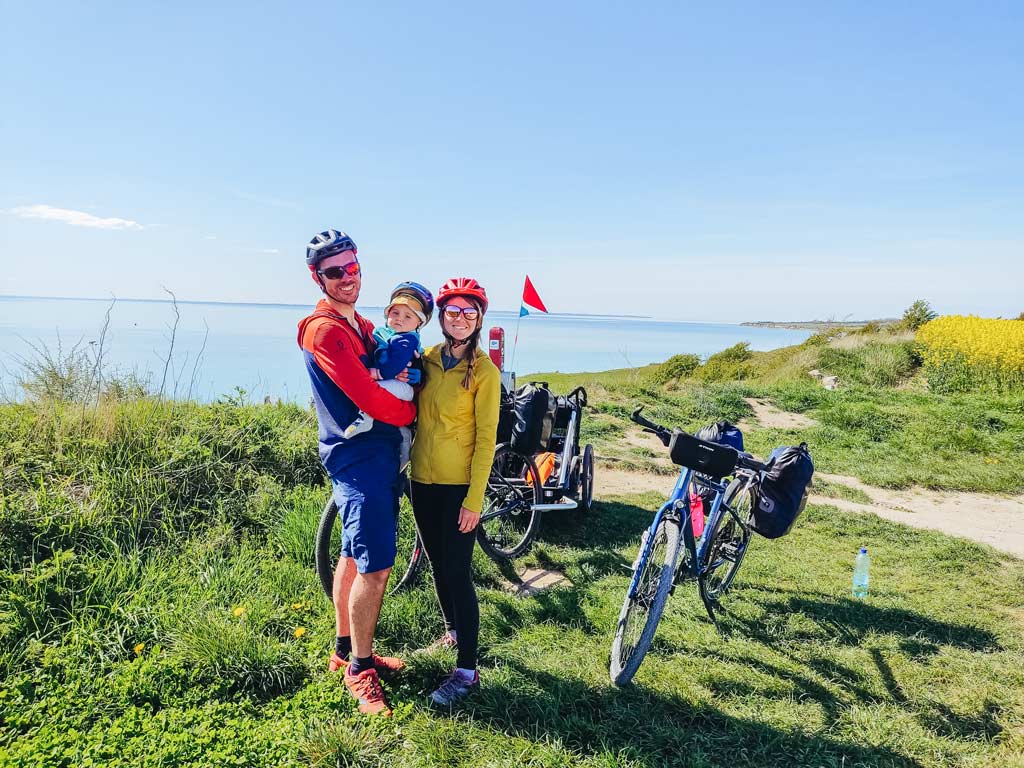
[648,353,700,384]
[860,341,920,387]
[694,343,754,382]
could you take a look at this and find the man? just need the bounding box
[297,229,416,716]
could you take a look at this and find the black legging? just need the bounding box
[410,481,479,670]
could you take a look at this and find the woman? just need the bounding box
[409,277,500,705]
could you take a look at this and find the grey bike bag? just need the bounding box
[668,430,738,478]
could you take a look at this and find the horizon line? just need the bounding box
[0,293,652,321]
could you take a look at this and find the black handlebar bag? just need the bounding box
[750,443,814,538]
[669,430,739,478]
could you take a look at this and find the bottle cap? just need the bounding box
[859,547,867,554]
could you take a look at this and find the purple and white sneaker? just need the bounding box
[429,669,479,705]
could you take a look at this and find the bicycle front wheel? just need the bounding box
[610,516,682,686]
[698,478,753,605]
[476,445,542,559]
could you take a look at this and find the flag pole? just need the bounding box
[508,277,526,376]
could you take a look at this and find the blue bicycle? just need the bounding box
[609,407,772,686]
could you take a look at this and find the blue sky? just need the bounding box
[2,1,1022,322]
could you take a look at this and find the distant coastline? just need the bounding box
[741,319,898,330]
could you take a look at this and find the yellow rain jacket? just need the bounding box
[410,344,500,513]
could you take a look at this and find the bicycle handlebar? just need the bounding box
[631,406,672,446]
[631,405,773,474]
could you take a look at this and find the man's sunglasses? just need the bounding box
[317,262,361,280]
[442,306,479,321]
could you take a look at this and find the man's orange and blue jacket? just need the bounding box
[298,300,416,476]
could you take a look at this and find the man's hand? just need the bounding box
[368,367,382,381]
[457,506,480,533]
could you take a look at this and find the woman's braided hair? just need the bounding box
[442,298,484,390]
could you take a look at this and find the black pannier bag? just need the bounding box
[497,389,515,445]
[669,430,739,478]
[510,383,557,454]
[750,443,814,539]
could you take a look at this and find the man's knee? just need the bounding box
[358,567,392,587]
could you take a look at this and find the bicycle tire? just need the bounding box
[390,531,426,595]
[314,495,339,601]
[476,444,542,560]
[610,515,682,686]
[698,478,753,606]
[581,444,595,512]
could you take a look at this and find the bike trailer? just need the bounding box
[669,430,739,478]
[510,382,557,454]
[694,420,744,453]
[750,443,814,539]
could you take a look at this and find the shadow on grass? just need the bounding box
[464,660,923,768]
[535,499,656,551]
[722,589,1001,655]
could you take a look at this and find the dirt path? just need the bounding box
[739,397,817,430]
[597,465,1024,559]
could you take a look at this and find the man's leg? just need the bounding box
[349,568,391,658]
[333,555,357,637]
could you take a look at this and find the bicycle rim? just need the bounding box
[477,446,542,559]
[610,517,681,686]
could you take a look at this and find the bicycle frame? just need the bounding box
[625,467,732,600]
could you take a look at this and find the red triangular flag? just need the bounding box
[522,275,549,313]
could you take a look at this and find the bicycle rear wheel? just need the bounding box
[698,478,753,606]
[476,445,542,559]
[609,516,682,686]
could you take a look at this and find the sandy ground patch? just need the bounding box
[741,397,818,430]
[812,473,1024,559]
[511,567,572,597]
[595,467,1024,559]
[598,467,676,498]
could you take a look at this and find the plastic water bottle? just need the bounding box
[852,547,870,598]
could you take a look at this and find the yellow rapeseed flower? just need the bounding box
[232,606,247,618]
[133,642,146,656]
[291,602,304,610]
[917,315,1024,386]
[293,627,307,639]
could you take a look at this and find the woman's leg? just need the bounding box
[437,486,479,671]
[410,482,456,633]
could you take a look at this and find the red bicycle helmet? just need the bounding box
[436,277,489,314]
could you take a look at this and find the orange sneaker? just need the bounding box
[344,668,392,716]
[329,652,406,676]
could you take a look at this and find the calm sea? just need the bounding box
[0,296,809,402]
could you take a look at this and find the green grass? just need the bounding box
[811,478,873,505]
[528,332,1024,493]
[3,331,1024,766]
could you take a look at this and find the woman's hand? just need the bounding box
[457,506,480,533]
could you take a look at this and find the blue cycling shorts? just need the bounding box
[330,451,402,574]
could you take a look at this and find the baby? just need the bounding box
[343,282,432,470]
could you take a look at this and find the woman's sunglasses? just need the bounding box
[317,262,361,280]
[442,306,479,321]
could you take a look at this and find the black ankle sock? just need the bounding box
[348,654,375,675]
[335,636,352,660]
